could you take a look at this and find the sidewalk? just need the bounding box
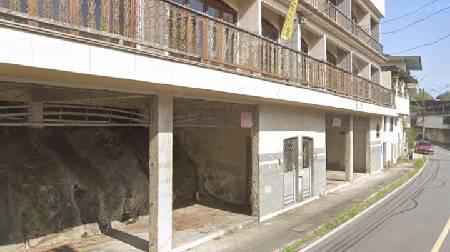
[192,164,414,252]
[18,163,414,252]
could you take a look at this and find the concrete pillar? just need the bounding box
[345,115,354,181]
[30,102,44,128]
[350,51,354,74]
[148,95,173,252]
[251,108,259,218]
[287,17,301,51]
[311,33,327,61]
[238,0,262,35]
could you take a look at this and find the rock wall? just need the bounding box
[174,128,251,208]
[0,127,149,245]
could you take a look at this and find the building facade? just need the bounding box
[0,0,413,251]
[414,100,450,144]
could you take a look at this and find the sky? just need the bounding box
[382,0,450,97]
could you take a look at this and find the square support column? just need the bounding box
[345,115,354,182]
[148,95,173,252]
[238,0,262,35]
[30,102,44,128]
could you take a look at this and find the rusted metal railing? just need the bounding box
[305,0,383,53]
[0,0,392,107]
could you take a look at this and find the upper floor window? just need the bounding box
[176,0,237,24]
[262,19,279,41]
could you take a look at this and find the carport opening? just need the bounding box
[172,98,255,248]
[326,115,369,190]
[0,84,152,249]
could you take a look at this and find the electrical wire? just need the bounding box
[383,5,450,35]
[392,31,450,53]
[382,0,442,24]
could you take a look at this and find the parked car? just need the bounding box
[415,141,434,155]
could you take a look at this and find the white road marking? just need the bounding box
[431,216,450,252]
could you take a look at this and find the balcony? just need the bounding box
[305,0,383,54]
[0,0,392,107]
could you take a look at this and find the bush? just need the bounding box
[407,128,417,150]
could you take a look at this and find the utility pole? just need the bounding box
[421,88,426,140]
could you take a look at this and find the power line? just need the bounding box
[393,31,450,54]
[383,5,450,35]
[382,0,442,24]
[357,0,443,31]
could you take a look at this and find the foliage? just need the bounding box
[411,90,434,102]
[437,91,450,101]
[406,128,417,150]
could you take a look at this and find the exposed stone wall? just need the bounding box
[0,127,149,246]
[174,128,251,207]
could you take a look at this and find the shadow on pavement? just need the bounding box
[48,245,78,252]
[105,229,148,251]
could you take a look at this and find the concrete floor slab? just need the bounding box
[172,204,256,250]
[326,171,367,193]
[10,166,413,252]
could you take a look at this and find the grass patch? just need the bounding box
[282,158,426,252]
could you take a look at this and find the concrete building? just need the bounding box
[414,100,450,144]
[381,55,422,166]
[0,0,411,251]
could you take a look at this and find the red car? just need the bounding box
[415,141,434,155]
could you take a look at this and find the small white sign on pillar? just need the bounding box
[332,117,342,128]
[241,112,253,128]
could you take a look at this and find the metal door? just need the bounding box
[301,137,313,200]
[283,137,298,206]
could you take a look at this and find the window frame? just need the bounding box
[175,0,237,24]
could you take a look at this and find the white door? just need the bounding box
[301,137,313,200]
[283,137,298,206]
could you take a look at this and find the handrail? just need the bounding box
[305,0,383,53]
[0,0,392,107]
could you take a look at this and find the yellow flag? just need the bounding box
[281,0,299,41]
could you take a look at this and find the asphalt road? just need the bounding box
[306,145,450,252]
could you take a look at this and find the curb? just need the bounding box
[298,159,428,252]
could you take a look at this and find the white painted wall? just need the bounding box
[369,116,383,172]
[258,104,327,218]
[395,96,410,116]
[381,71,391,90]
[417,115,450,130]
[369,0,385,16]
[0,27,398,117]
[259,105,326,155]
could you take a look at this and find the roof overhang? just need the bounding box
[386,55,423,71]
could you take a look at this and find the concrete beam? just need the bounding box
[148,95,173,252]
[345,115,354,181]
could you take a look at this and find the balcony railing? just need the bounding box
[305,0,383,53]
[0,0,392,107]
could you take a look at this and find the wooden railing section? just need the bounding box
[305,0,383,53]
[0,0,392,107]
